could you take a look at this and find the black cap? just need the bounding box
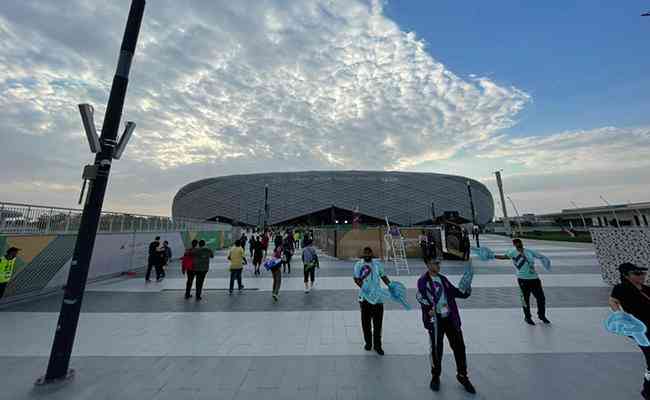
[6,247,20,253]
[619,262,648,275]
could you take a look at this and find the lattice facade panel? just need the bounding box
[172,171,495,226]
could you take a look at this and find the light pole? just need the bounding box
[263,184,269,230]
[599,195,620,228]
[466,180,479,247]
[39,0,146,384]
[570,201,587,229]
[494,170,512,236]
[506,196,524,237]
[430,201,436,225]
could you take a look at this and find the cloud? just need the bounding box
[0,0,646,216]
[475,126,650,173]
[1,0,529,168]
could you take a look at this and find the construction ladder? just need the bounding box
[384,217,410,275]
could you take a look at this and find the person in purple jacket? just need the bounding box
[416,245,476,394]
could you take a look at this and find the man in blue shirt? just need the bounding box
[495,238,551,325]
[353,247,391,355]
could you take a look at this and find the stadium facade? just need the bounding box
[172,171,495,227]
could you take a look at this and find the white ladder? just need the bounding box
[385,217,410,275]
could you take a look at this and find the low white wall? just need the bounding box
[46,232,185,289]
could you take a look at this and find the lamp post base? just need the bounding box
[35,368,75,386]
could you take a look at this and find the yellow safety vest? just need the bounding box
[0,257,16,283]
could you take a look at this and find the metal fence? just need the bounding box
[0,201,225,235]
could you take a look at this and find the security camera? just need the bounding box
[113,121,136,159]
[79,104,101,153]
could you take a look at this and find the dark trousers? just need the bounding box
[229,269,243,291]
[304,267,315,283]
[0,282,6,299]
[145,259,163,281]
[283,255,292,273]
[360,301,384,348]
[272,268,282,295]
[194,271,208,299]
[185,271,196,298]
[517,278,546,319]
[429,317,468,377]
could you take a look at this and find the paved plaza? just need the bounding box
[0,235,642,399]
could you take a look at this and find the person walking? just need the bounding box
[228,239,247,294]
[417,247,476,394]
[253,236,264,275]
[274,232,283,250]
[294,230,301,250]
[191,240,214,301]
[271,244,283,302]
[353,247,391,355]
[282,232,294,274]
[249,235,256,259]
[302,239,319,293]
[182,240,198,299]
[0,247,20,299]
[145,236,161,282]
[161,240,172,277]
[495,238,551,325]
[240,233,248,253]
[461,230,471,261]
[261,232,269,259]
[609,262,650,399]
[155,241,166,281]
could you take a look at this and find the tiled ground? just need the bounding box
[0,235,645,399]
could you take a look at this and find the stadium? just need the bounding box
[172,171,495,227]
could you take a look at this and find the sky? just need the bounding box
[0,0,649,218]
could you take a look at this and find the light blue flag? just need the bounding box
[605,311,650,347]
[361,281,411,310]
[471,246,495,261]
[458,262,474,294]
[388,281,411,310]
[538,255,552,272]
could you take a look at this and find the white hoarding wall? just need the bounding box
[47,232,184,289]
[590,227,650,285]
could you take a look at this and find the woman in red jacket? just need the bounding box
[182,240,198,299]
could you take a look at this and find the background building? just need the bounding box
[172,171,494,227]
[540,202,650,229]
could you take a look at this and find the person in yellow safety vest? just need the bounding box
[0,247,20,299]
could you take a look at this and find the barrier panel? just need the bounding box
[313,227,442,260]
[0,228,232,304]
[590,227,650,285]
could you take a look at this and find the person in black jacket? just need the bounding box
[609,262,650,399]
[145,236,161,282]
[161,240,172,278]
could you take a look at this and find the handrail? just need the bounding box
[0,201,228,235]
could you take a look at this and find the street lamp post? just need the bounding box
[570,201,587,229]
[494,170,512,236]
[263,184,269,230]
[39,0,146,384]
[466,180,479,247]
